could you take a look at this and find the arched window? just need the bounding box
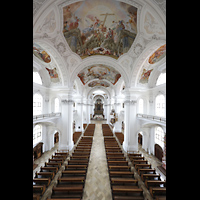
[155,94,165,117]
[33,72,42,85]
[138,99,144,113]
[55,98,60,112]
[156,72,166,86]
[33,124,42,145]
[33,93,43,115]
[155,126,164,149]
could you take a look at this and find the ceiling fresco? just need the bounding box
[148,44,166,64]
[45,67,59,83]
[139,69,153,84]
[88,80,110,88]
[63,0,137,59]
[33,43,51,63]
[77,64,121,85]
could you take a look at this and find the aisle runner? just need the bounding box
[82,123,112,200]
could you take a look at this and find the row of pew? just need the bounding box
[47,136,93,199]
[102,124,113,136]
[33,150,69,200]
[115,132,124,145]
[84,124,95,136]
[102,124,144,200]
[47,124,95,199]
[127,153,166,200]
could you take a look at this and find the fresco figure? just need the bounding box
[63,0,137,59]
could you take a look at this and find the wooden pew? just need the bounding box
[62,170,87,177]
[138,168,156,175]
[45,162,61,168]
[109,165,131,171]
[51,185,83,198]
[109,171,134,178]
[33,194,40,200]
[111,178,138,186]
[68,160,88,165]
[108,160,128,166]
[33,177,51,187]
[141,173,161,181]
[107,157,126,161]
[149,187,166,199]
[65,164,88,170]
[49,158,64,163]
[33,185,46,195]
[112,186,143,199]
[40,166,58,173]
[35,171,55,180]
[135,164,152,170]
[145,180,166,189]
[58,176,85,184]
[132,160,148,166]
[70,156,89,160]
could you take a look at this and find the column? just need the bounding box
[58,93,74,151]
[75,100,83,132]
[122,90,138,152]
[106,99,111,124]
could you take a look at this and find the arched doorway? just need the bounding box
[54,131,59,144]
[138,133,142,145]
[154,144,163,161]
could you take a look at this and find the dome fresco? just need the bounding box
[63,0,137,59]
[148,44,166,64]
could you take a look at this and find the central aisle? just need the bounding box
[83,122,112,200]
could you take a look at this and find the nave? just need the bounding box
[33,121,166,200]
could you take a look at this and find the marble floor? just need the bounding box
[82,123,112,200]
[33,120,166,200]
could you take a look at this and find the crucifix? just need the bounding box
[100,13,115,27]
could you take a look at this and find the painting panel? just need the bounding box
[77,64,121,85]
[88,80,110,87]
[148,44,166,64]
[63,0,137,59]
[33,43,51,63]
[45,67,59,83]
[139,69,153,84]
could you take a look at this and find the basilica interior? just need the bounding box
[33,0,166,199]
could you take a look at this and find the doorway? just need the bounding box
[154,144,163,161]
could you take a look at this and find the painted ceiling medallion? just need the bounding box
[148,44,166,64]
[33,43,51,63]
[77,64,121,85]
[63,0,137,59]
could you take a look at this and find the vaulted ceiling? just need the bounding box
[33,0,166,99]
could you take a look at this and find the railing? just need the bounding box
[33,112,61,120]
[137,113,166,123]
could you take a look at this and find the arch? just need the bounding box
[130,39,166,87]
[87,87,111,100]
[148,61,166,88]
[33,38,69,86]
